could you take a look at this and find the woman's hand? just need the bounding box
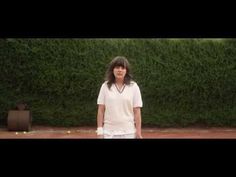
[136,132,143,139]
[96,127,104,139]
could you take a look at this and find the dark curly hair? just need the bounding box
[105,56,133,89]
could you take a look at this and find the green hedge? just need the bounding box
[0,38,235,127]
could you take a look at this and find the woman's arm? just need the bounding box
[133,107,142,139]
[97,104,105,136]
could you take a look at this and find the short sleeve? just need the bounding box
[133,83,143,108]
[97,83,106,105]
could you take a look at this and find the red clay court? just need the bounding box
[1,126,236,139]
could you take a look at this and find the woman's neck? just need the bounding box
[115,79,124,86]
[114,79,126,93]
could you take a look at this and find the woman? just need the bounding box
[96,56,143,139]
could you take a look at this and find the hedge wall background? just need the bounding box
[0,38,235,127]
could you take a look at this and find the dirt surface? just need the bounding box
[1,126,236,139]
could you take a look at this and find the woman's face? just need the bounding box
[113,66,127,80]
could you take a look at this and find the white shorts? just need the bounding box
[103,133,136,139]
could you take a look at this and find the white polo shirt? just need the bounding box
[97,81,143,135]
